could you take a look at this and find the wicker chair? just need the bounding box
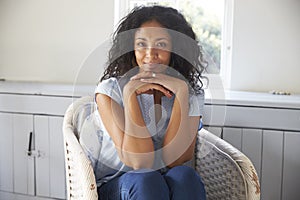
[63,96,260,200]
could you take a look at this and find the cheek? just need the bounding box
[159,51,171,64]
[134,51,144,65]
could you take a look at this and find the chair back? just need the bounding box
[63,96,98,200]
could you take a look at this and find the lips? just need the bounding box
[143,63,160,68]
[142,63,167,72]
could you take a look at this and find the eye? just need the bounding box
[156,42,168,49]
[135,41,147,48]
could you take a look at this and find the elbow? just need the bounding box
[120,137,155,169]
[166,157,191,168]
[120,151,155,170]
[164,152,193,168]
[131,160,154,170]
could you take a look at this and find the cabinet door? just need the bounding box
[261,130,283,200]
[35,116,66,199]
[241,129,262,179]
[282,131,300,200]
[222,127,262,179]
[222,127,242,150]
[0,113,14,192]
[0,113,35,195]
[13,114,35,195]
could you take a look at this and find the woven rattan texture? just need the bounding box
[195,134,247,200]
[63,96,98,200]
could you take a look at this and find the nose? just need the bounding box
[145,47,158,59]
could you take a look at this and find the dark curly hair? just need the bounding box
[100,5,207,94]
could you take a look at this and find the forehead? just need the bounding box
[135,21,171,39]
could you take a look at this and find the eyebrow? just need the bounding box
[135,37,170,41]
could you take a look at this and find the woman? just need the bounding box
[81,5,207,200]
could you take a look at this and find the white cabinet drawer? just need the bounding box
[203,105,300,131]
[0,94,76,116]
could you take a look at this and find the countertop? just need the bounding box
[1,80,300,109]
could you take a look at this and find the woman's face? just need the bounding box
[134,20,172,73]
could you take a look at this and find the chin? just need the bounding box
[141,63,169,73]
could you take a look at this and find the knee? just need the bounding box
[166,165,204,187]
[121,169,169,199]
[169,165,198,180]
[124,169,164,186]
[165,166,206,199]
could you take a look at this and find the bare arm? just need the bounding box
[96,80,172,169]
[162,88,200,167]
[96,91,154,169]
[122,83,155,169]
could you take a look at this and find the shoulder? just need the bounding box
[95,77,123,106]
[95,77,119,93]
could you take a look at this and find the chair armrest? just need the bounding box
[195,128,260,200]
[63,96,98,200]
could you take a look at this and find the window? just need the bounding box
[114,0,233,87]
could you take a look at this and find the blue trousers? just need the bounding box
[97,165,206,200]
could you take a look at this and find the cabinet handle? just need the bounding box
[27,132,33,156]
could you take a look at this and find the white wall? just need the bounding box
[1,0,300,94]
[230,0,300,94]
[0,0,114,84]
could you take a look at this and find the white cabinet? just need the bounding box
[0,81,84,199]
[207,126,300,200]
[0,113,66,199]
[203,91,300,200]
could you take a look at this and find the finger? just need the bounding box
[139,77,162,86]
[150,84,173,98]
[139,78,169,91]
[135,83,172,98]
[136,89,153,95]
[135,86,154,95]
[130,71,156,80]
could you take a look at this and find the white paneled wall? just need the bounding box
[241,129,262,179]
[204,100,300,200]
[282,132,300,200]
[203,90,300,200]
[206,126,300,200]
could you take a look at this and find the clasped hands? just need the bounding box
[125,69,188,98]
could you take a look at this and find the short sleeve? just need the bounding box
[188,92,205,116]
[79,111,103,173]
[94,78,123,107]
